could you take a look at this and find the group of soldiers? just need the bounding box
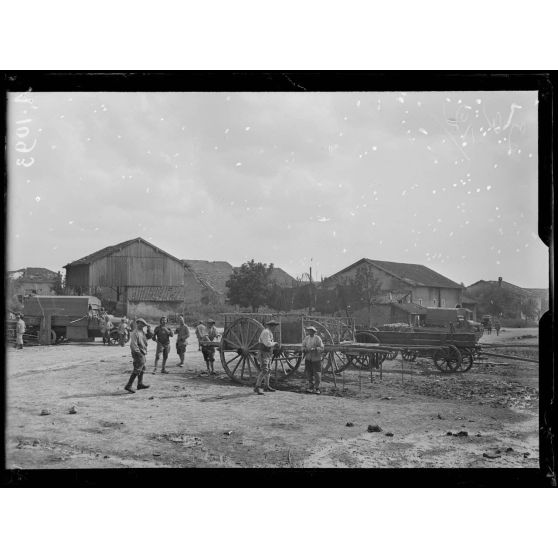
[124,316,220,393]
[123,316,327,396]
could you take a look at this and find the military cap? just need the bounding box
[265,320,280,326]
[136,318,148,327]
[305,325,317,332]
[207,319,216,324]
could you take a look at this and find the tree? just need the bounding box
[53,271,65,295]
[225,260,274,312]
[353,264,382,324]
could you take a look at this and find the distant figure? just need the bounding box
[118,317,128,346]
[449,322,456,334]
[15,313,26,349]
[195,320,206,351]
[487,322,492,335]
[125,318,153,393]
[254,320,279,394]
[101,314,113,345]
[201,319,219,375]
[175,315,190,367]
[495,321,501,336]
[152,316,173,374]
[302,325,324,395]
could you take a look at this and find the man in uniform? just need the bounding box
[15,313,26,349]
[118,317,129,346]
[254,320,279,395]
[152,316,173,373]
[175,315,190,367]
[101,313,113,345]
[195,320,206,351]
[125,318,153,393]
[201,319,219,375]
[302,325,324,394]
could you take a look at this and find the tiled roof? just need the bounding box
[390,302,427,314]
[9,267,58,282]
[126,286,185,302]
[65,237,182,266]
[461,294,478,304]
[328,258,462,289]
[183,260,234,294]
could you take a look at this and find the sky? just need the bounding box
[7,90,547,288]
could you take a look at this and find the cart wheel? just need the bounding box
[385,350,398,361]
[219,317,263,384]
[108,331,120,346]
[350,331,381,369]
[433,345,462,372]
[457,348,474,372]
[271,349,302,379]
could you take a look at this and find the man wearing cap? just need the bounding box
[125,318,153,393]
[302,326,324,394]
[194,320,206,351]
[118,317,129,346]
[152,316,173,374]
[254,320,279,395]
[101,313,113,345]
[201,319,219,375]
[15,313,26,349]
[175,315,190,367]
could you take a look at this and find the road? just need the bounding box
[5,327,539,468]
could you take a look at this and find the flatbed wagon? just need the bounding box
[202,313,484,385]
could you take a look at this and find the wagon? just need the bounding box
[208,313,356,384]
[349,328,481,372]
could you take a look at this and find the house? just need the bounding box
[8,267,60,300]
[324,258,464,308]
[269,267,298,287]
[352,301,427,328]
[461,293,479,321]
[525,288,549,318]
[183,260,234,304]
[466,277,544,320]
[64,237,206,318]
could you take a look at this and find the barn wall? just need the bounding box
[412,286,461,307]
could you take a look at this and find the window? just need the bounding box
[433,298,437,306]
[418,299,423,306]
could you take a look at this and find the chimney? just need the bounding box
[498,277,502,287]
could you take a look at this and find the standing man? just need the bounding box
[254,320,279,395]
[15,313,26,349]
[449,322,455,334]
[125,318,153,393]
[175,315,190,367]
[195,320,206,351]
[495,321,501,336]
[152,316,173,374]
[302,326,324,394]
[201,319,219,375]
[101,313,113,345]
[118,317,128,346]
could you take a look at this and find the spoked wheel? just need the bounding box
[219,317,263,384]
[433,345,462,372]
[271,349,302,380]
[349,330,380,369]
[108,331,120,346]
[401,349,417,362]
[457,348,474,372]
[385,350,399,361]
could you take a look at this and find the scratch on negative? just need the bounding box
[282,73,307,91]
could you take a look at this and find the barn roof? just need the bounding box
[328,258,462,289]
[231,266,297,287]
[183,260,234,294]
[64,237,183,267]
[390,302,428,315]
[126,286,185,302]
[9,267,59,282]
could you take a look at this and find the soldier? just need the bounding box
[194,320,206,351]
[118,317,128,346]
[254,320,279,395]
[201,319,219,375]
[302,325,324,394]
[125,318,153,393]
[495,321,501,336]
[152,316,173,374]
[175,315,190,367]
[15,313,26,349]
[101,313,113,345]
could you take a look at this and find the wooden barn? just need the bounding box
[64,238,205,318]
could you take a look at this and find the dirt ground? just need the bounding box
[5,327,539,468]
